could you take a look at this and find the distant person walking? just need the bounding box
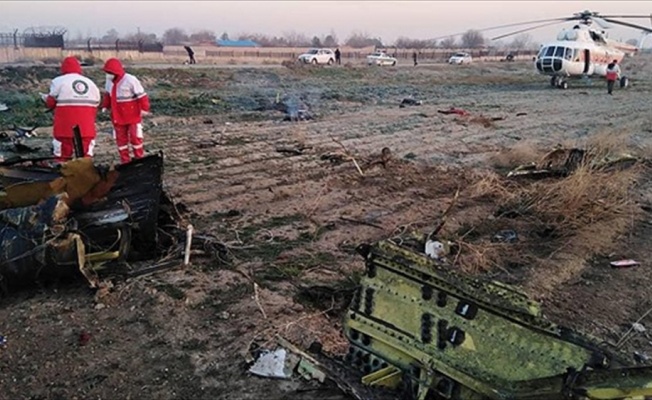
[412,51,418,66]
[606,59,620,95]
[184,46,196,64]
[101,58,151,164]
[335,48,341,65]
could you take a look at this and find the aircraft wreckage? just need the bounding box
[0,130,224,295]
[340,235,652,400]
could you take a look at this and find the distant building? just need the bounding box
[215,39,259,48]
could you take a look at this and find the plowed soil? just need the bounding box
[2,58,652,400]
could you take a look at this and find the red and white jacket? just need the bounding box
[45,56,100,139]
[101,58,150,126]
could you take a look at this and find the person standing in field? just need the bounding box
[606,59,620,95]
[42,56,101,161]
[184,45,196,64]
[101,58,151,164]
[335,48,341,65]
[412,51,418,66]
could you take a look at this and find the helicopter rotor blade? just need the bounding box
[601,17,652,33]
[431,17,572,40]
[490,20,570,41]
[599,15,652,19]
[591,16,613,30]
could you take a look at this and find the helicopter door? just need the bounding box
[583,49,590,74]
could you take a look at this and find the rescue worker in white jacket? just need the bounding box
[42,56,101,161]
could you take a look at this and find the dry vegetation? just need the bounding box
[445,134,645,298]
[3,58,652,400]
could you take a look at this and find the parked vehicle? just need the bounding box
[298,48,335,65]
[367,52,397,66]
[448,52,473,64]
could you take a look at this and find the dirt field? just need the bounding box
[2,58,652,400]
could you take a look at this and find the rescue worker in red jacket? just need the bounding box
[42,56,101,161]
[101,58,151,164]
[606,59,621,95]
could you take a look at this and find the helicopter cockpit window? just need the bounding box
[544,46,555,57]
[564,47,572,60]
[554,47,565,58]
[573,48,580,61]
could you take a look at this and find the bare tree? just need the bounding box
[345,31,383,48]
[221,32,229,41]
[509,34,533,50]
[394,36,434,49]
[439,37,457,49]
[124,31,158,43]
[163,27,189,45]
[283,31,310,47]
[323,31,338,47]
[311,36,322,47]
[189,30,216,43]
[101,28,119,44]
[460,29,484,48]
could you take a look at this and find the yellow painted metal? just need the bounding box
[343,239,652,399]
[361,366,402,388]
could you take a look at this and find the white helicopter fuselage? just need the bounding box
[534,25,636,80]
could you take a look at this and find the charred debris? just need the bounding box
[0,135,227,296]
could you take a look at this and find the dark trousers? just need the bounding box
[607,79,615,94]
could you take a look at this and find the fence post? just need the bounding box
[115,39,120,52]
[13,29,18,50]
[87,38,92,54]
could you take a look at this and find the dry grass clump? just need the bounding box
[453,134,644,292]
[489,141,548,170]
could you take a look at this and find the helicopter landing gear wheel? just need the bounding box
[550,76,558,87]
[558,80,568,90]
[620,76,629,88]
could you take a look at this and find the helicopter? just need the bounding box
[436,10,652,89]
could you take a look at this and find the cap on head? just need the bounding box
[103,58,125,76]
[60,56,82,74]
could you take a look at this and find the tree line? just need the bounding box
[74,27,540,50]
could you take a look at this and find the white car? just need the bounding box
[298,48,335,65]
[367,52,397,66]
[448,52,473,64]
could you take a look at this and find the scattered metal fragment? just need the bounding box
[276,144,312,156]
[196,140,220,149]
[184,224,194,266]
[438,107,468,116]
[516,112,528,117]
[248,348,293,379]
[424,240,447,260]
[633,323,647,334]
[610,259,640,269]
[635,351,651,363]
[0,103,9,112]
[297,358,327,383]
[320,152,347,165]
[507,146,638,179]
[492,229,519,243]
[399,98,423,108]
[0,335,6,348]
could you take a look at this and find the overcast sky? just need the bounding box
[2,1,652,45]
